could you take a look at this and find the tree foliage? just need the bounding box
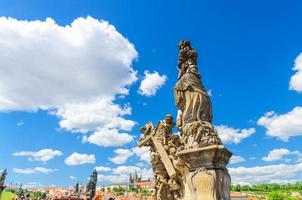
[231,182,302,193]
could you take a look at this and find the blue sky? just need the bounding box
[0,0,302,187]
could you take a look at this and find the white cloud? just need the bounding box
[65,152,96,166]
[69,176,77,179]
[0,16,137,111]
[257,107,302,141]
[83,129,133,147]
[132,147,150,163]
[13,167,57,174]
[138,71,167,96]
[290,53,302,92]
[57,98,135,147]
[0,16,138,147]
[109,149,133,164]
[230,155,246,164]
[230,162,302,185]
[13,149,62,162]
[95,166,111,172]
[262,148,300,162]
[56,99,135,134]
[107,147,150,165]
[97,174,130,184]
[216,125,255,144]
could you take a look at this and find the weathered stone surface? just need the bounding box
[177,145,232,170]
[138,115,183,200]
[178,145,232,200]
[192,170,215,200]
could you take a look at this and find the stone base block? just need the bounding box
[177,145,232,200]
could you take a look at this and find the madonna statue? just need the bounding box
[174,40,212,130]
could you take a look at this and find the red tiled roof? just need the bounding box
[134,181,153,187]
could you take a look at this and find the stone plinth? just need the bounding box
[177,145,232,200]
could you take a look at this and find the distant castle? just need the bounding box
[129,171,152,188]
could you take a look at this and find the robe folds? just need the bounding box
[174,65,212,126]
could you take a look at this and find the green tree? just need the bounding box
[268,191,286,200]
[234,184,241,192]
[33,191,42,199]
[241,185,250,191]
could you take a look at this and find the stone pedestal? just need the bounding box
[177,145,232,200]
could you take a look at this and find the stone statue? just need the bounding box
[154,114,175,146]
[137,41,233,200]
[17,184,24,198]
[86,169,97,200]
[75,181,80,193]
[0,169,7,187]
[174,40,212,126]
[138,115,185,200]
[0,169,7,199]
[174,40,221,149]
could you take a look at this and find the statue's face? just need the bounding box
[184,44,190,51]
[165,116,173,124]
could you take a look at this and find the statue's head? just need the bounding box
[178,40,191,50]
[140,122,154,135]
[165,114,173,125]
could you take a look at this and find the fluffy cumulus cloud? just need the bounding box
[0,16,138,147]
[257,107,302,141]
[109,149,133,164]
[107,147,150,165]
[132,147,150,163]
[56,100,135,134]
[13,167,57,174]
[289,53,302,92]
[216,125,255,144]
[230,163,302,185]
[230,155,246,164]
[262,148,300,162]
[98,165,153,184]
[83,129,133,147]
[64,152,96,166]
[138,71,167,96]
[13,149,62,162]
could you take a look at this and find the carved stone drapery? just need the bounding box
[174,40,212,126]
[174,41,222,148]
